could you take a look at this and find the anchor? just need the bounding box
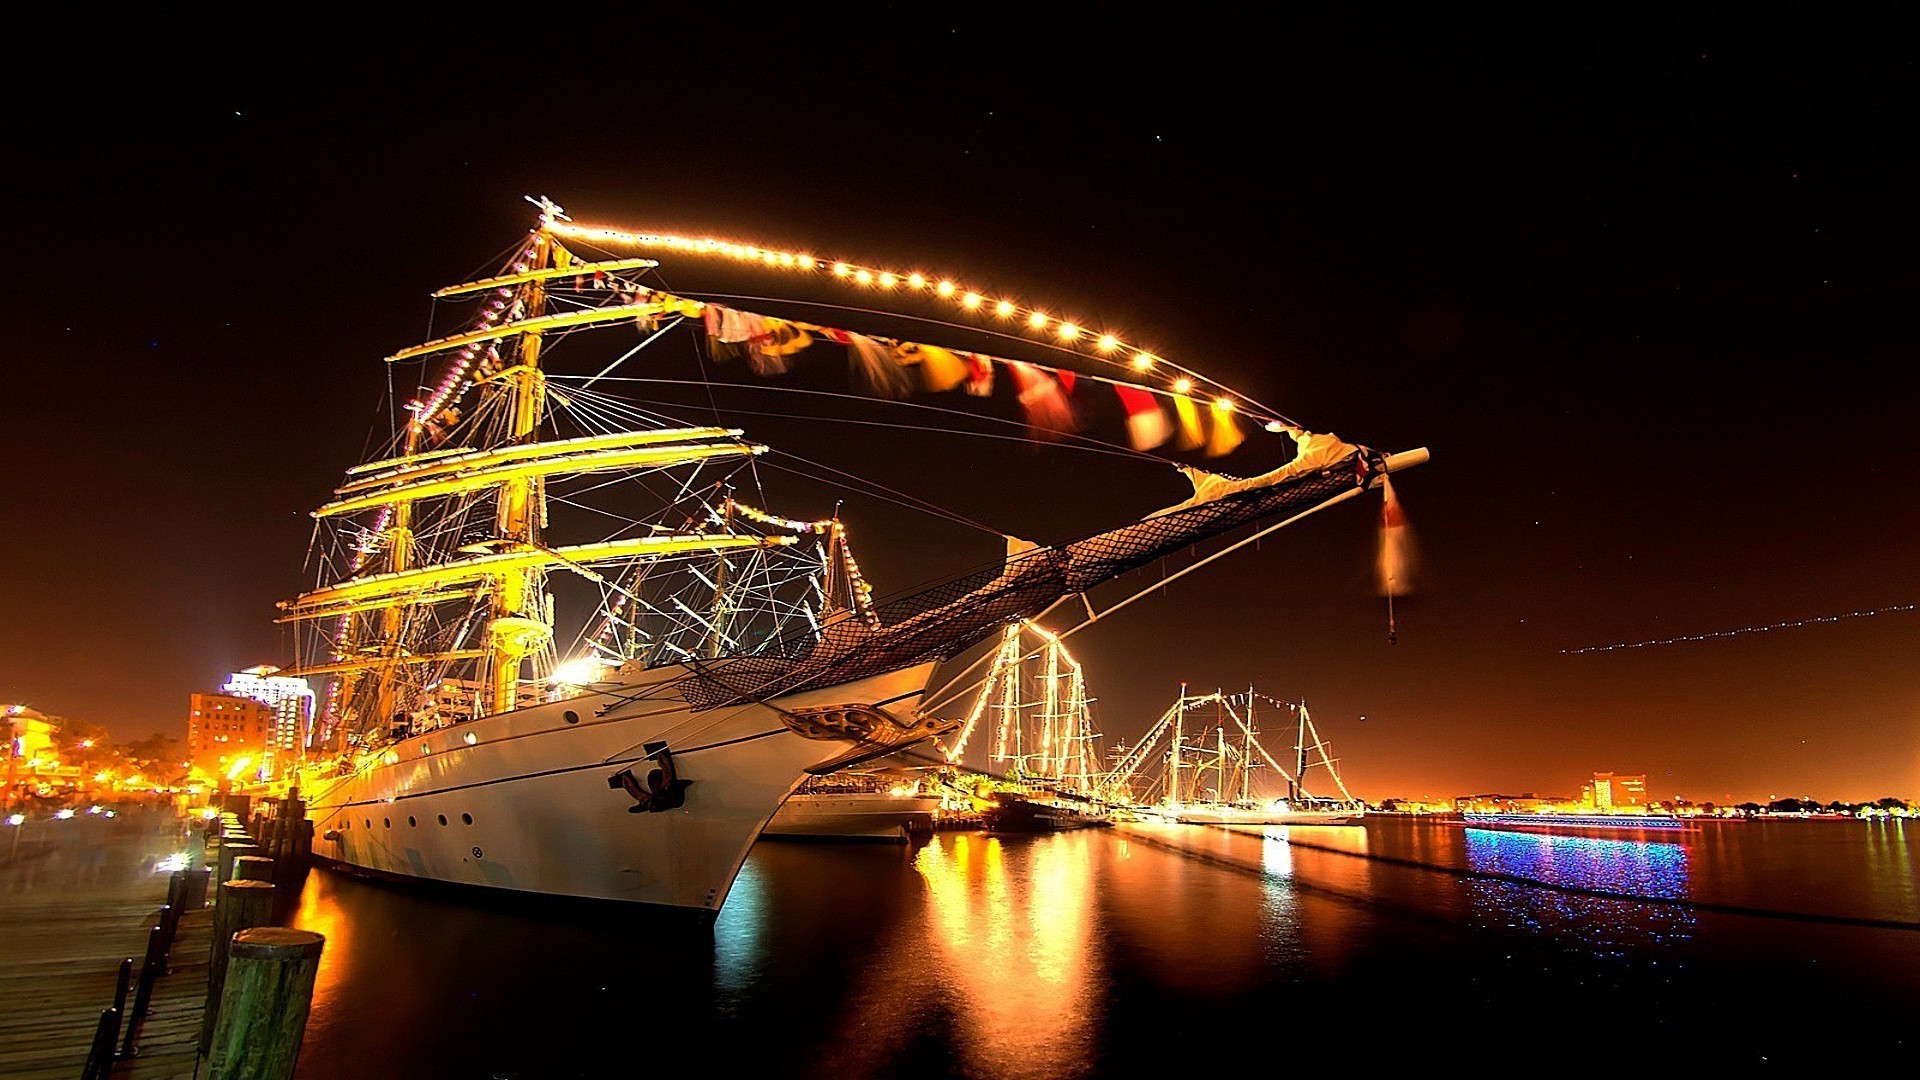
[607,742,693,813]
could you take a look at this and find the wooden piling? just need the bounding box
[199,879,276,1053]
[234,855,276,883]
[204,927,324,1080]
[218,841,260,887]
[179,866,213,910]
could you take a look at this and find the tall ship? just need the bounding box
[1104,687,1366,825]
[946,622,1116,832]
[273,199,1425,918]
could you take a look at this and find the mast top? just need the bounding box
[526,195,569,228]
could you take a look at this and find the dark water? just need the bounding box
[278,817,1920,1075]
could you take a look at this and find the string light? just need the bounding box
[1562,604,1918,654]
[542,220,1279,424]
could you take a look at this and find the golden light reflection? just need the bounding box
[290,869,354,1014]
[915,834,1099,1079]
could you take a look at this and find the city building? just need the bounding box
[1454,792,1565,814]
[187,693,274,777]
[1581,771,1648,812]
[3,704,80,795]
[5,705,57,762]
[222,666,315,777]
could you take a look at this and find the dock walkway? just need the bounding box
[0,808,197,1079]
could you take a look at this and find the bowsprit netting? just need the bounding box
[676,450,1378,710]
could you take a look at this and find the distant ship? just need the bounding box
[980,784,1113,833]
[1105,687,1366,826]
[762,772,943,842]
[943,622,1118,833]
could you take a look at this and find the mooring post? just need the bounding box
[180,866,213,910]
[218,841,261,887]
[204,927,325,1080]
[199,879,277,1053]
[234,855,276,883]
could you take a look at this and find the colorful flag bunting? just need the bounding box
[1006,360,1075,438]
[894,342,969,392]
[964,353,994,396]
[1114,384,1171,450]
[1172,392,1205,450]
[846,332,914,397]
[1205,400,1244,457]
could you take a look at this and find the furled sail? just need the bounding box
[281,535,792,615]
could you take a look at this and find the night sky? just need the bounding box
[6,9,1915,803]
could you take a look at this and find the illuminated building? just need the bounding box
[187,693,274,775]
[221,666,315,776]
[3,705,75,792]
[1581,771,1648,811]
[4,705,57,762]
[1454,792,1562,814]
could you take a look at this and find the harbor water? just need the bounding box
[262,817,1920,1074]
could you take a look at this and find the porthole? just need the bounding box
[364,819,371,829]
[437,815,448,826]
[563,710,580,725]
[461,813,473,825]
[383,818,390,828]
[408,816,417,827]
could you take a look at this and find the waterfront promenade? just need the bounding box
[0,806,205,1078]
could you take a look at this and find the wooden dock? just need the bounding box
[0,808,200,1079]
[2,796,324,1079]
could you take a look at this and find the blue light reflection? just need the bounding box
[1461,828,1696,956]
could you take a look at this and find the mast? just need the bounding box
[705,498,734,659]
[1241,688,1257,803]
[484,226,555,716]
[1164,682,1185,811]
[1292,701,1308,803]
[1216,723,1228,805]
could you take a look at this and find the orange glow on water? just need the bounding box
[915,834,1098,1078]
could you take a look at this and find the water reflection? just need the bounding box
[1461,828,1696,950]
[1101,823,1309,988]
[911,834,1100,1080]
[265,820,1920,1073]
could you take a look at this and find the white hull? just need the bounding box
[302,661,937,917]
[761,792,942,841]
